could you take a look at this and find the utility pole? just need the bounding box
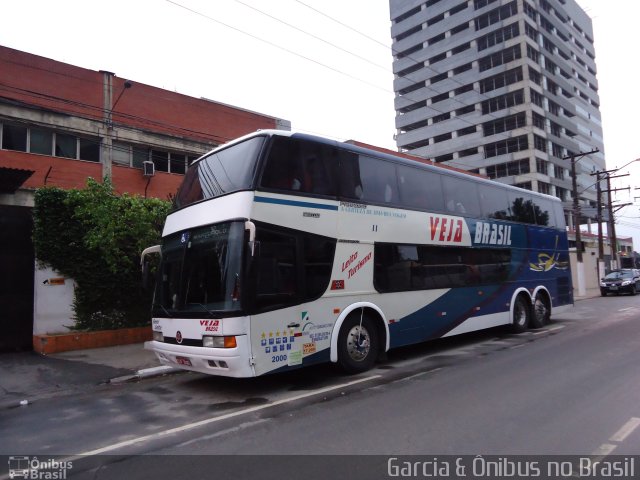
[563,149,599,297]
[594,171,605,279]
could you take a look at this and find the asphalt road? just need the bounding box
[2,294,639,479]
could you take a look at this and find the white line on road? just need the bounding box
[76,374,381,456]
[592,443,617,457]
[609,417,640,443]
[532,325,565,335]
[591,416,640,458]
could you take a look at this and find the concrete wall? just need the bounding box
[569,245,601,297]
[33,263,76,335]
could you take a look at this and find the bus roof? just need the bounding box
[197,129,562,205]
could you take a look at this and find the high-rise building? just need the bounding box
[389,0,604,226]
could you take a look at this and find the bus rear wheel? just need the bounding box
[510,295,531,333]
[337,312,379,374]
[530,292,551,329]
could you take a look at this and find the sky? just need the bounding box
[2,0,640,247]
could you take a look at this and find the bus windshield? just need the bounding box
[173,136,265,210]
[153,221,245,317]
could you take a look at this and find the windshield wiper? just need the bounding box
[188,302,217,317]
[152,302,173,318]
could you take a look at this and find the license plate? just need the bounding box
[175,356,192,366]
[610,286,618,291]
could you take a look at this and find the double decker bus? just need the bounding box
[142,130,573,377]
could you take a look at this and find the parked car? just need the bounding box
[600,269,640,296]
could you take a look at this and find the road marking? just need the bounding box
[591,417,640,458]
[76,374,380,456]
[532,325,564,335]
[617,307,635,313]
[609,417,640,442]
[592,443,617,456]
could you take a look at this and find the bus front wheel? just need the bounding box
[510,295,531,333]
[337,312,379,374]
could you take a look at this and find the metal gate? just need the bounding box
[0,206,34,351]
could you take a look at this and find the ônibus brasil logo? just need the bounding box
[8,456,72,479]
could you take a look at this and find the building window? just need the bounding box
[79,138,100,162]
[459,147,478,158]
[534,134,547,153]
[454,84,474,95]
[458,126,477,136]
[456,104,476,116]
[483,112,526,136]
[538,182,551,195]
[474,1,517,31]
[453,63,472,75]
[451,42,472,55]
[478,45,521,72]
[397,63,423,77]
[532,112,545,130]
[54,133,77,159]
[536,158,548,175]
[481,89,524,114]
[479,67,523,94]
[393,5,421,24]
[431,92,449,104]
[484,135,528,158]
[30,128,53,155]
[2,124,27,152]
[434,132,453,143]
[530,89,544,108]
[477,22,519,51]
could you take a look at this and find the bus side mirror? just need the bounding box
[141,245,161,291]
[245,220,257,257]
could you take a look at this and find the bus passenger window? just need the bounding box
[357,155,398,205]
[254,230,298,310]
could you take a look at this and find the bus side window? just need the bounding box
[397,165,444,212]
[254,230,298,310]
[338,150,363,200]
[357,155,398,205]
[298,144,337,196]
[260,138,302,191]
[442,176,481,217]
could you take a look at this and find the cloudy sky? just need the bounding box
[2,0,639,245]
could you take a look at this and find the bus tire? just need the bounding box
[510,295,530,333]
[530,291,551,329]
[337,312,379,374]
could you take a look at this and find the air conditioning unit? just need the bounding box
[142,161,155,177]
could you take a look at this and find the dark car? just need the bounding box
[600,269,640,296]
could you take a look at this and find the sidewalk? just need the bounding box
[0,343,176,410]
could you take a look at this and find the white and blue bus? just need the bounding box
[142,130,573,377]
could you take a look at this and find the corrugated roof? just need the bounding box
[0,167,34,193]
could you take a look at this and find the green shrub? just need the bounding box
[33,178,171,330]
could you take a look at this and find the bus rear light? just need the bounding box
[203,335,237,348]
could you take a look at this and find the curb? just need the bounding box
[109,365,180,384]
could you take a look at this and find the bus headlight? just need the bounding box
[153,331,164,342]
[203,336,237,348]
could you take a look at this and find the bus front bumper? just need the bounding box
[144,337,255,378]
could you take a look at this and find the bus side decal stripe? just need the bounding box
[254,196,338,211]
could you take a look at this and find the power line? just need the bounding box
[233,0,389,72]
